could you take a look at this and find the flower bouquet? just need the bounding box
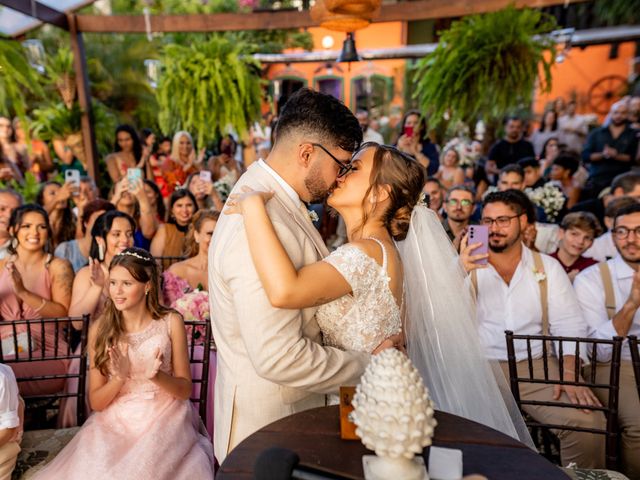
[525,182,566,222]
[173,289,211,345]
[213,179,233,202]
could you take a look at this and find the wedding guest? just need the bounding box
[60,210,136,427]
[0,156,22,184]
[111,178,158,250]
[186,173,224,211]
[530,110,561,157]
[442,185,475,248]
[539,137,561,176]
[73,177,99,240]
[33,248,215,479]
[498,164,525,191]
[37,181,77,249]
[582,101,639,200]
[356,110,384,144]
[550,153,581,209]
[209,135,242,186]
[550,212,601,282]
[396,110,439,174]
[488,116,535,169]
[0,190,21,260]
[12,118,53,180]
[574,203,640,479]
[105,124,143,184]
[55,200,115,273]
[151,189,198,269]
[518,157,546,189]
[559,100,590,153]
[423,177,444,220]
[0,364,22,480]
[170,131,202,187]
[585,196,638,262]
[0,205,74,396]
[435,148,465,190]
[462,190,606,469]
[0,117,27,174]
[139,128,155,179]
[143,180,166,223]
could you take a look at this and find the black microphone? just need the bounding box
[253,447,350,480]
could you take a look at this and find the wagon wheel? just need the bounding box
[587,75,628,115]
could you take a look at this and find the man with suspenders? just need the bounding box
[574,202,640,479]
[468,191,606,469]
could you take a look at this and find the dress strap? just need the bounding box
[366,237,388,272]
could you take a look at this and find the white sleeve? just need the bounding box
[0,366,19,430]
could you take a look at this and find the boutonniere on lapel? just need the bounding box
[308,210,319,223]
[533,268,546,283]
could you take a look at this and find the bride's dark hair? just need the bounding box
[357,142,425,241]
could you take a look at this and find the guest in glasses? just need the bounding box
[441,185,475,248]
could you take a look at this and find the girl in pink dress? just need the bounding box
[35,248,214,479]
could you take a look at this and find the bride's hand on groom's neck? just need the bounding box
[224,186,274,216]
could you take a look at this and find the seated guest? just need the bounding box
[498,163,526,191]
[441,185,474,248]
[463,191,605,468]
[209,135,242,186]
[72,176,99,239]
[111,178,158,250]
[0,189,22,260]
[0,364,22,480]
[529,110,561,157]
[143,180,166,224]
[151,189,198,270]
[55,200,115,272]
[185,173,224,211]
[585,196,638,262]
[395,110,439,174]
[0,205,74,396]
[574,202,640,479]
[518,157,546,189]
[37,181,77,250]
[423,177,445,220]
[435,148,465,190]
[550,212,602,282]
[488,116,535,169]
[33,248,215,479]
[550,153,581,209]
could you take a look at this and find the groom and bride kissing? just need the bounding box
[209,88,532,463]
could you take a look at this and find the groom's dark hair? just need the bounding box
[273,88,362,152]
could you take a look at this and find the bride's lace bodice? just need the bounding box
[316,238,401,353]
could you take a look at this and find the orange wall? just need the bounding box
[534,41,635,122]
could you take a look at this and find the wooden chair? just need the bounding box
[184,319,213,427]
[628,335,640,400]
[156,255,186,272]
[1,315,90,428]
[505,331,623,470]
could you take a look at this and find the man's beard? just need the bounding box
[620,244,640,265]
[304,162,334,204]
[489,230,520,253]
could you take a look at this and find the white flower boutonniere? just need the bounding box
[308,210,319,223]
[533,269,546,283]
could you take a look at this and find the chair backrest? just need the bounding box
[156,255,187,272]
[505,331,624,470]
[628,335,640,401]
[183,319,213,425]
[1,315,91,428]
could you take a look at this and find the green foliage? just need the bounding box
[43,46,74,85]
[0,38,44,119]
[413,6,557,129]
[595,0,640,25]
[0,171,60,203]
[156,36,262,146]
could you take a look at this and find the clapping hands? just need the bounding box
[109,343,130,381]
[5,261,26,296]
[145,347,163,380]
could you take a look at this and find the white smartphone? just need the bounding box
[199,170,212,183]
[65,169,80,193]
[127,167,143,188]
[98,242,105,262]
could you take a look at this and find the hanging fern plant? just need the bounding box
[156,36,262,147]
[0,38,43,119]
[412,6,557,129]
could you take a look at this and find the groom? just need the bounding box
[208,89,371,462]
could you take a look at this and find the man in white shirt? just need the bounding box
[574,203,640,479]
[471,190,605,468]
[0,189,22,261]
[585,196,638,262]
[558,100,590,153]
[0,364,21,480]
[356,110,384,145]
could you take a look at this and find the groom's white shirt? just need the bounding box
[257,159,301,206]
[208,162,369,462]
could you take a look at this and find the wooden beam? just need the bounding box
[75,0,588,33]
[68,14,99,181]
[0,0,69,30]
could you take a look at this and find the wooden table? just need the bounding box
[218,405,568,479]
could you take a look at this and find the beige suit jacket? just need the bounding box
[208,163,370,462]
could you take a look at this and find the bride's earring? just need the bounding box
[10,237,17,249]
[369,195,377,204]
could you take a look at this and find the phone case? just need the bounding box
[468,225,489,265]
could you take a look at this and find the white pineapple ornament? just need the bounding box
[350,348,437,480]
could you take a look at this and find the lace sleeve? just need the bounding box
[323,245,372,298]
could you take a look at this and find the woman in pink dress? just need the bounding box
[0,205,74,396]
[162,208,219,437]
[35,247,214,479]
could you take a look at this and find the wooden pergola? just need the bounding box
[1,0,588,179]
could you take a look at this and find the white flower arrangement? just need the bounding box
[525,182,565,222]
[213,179,233,201]
[307,209,319,223]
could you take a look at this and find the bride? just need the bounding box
[225,142,533,446]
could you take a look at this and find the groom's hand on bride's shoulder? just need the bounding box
[372,332,406,355]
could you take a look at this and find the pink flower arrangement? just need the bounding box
[174,290,210,322]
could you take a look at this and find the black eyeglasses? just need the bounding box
[612,226,640,239]
[310,143,354,178]
[480,215,520,228]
